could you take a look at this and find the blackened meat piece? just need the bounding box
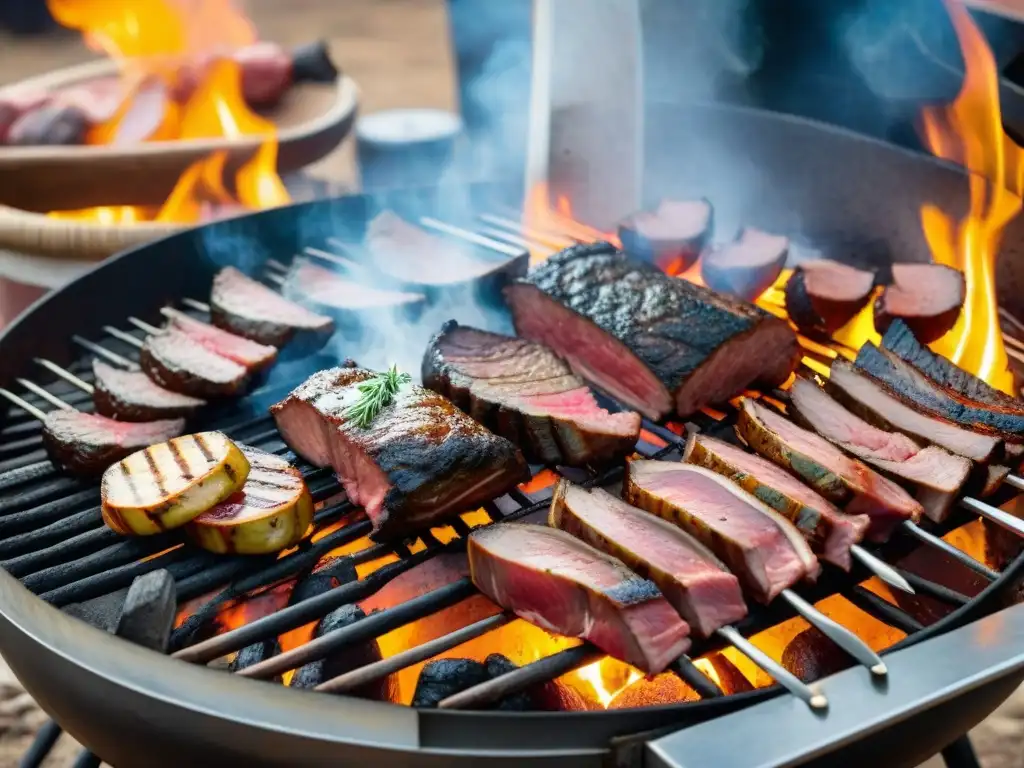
[618,199,713,272]
[701,228,789,301]
[874,264,965,343]
[784,259,875,336]
[684,434,869,569]
[855,342,1024,441]
[422,321,640,467]
[788,377,971,523]
[736,398,923,540]
[92,360,205,422]
[288,604,397,701]
[881,320,1024,418]
[272,367,529,538]
[42,410,185,477]
[141,328,251,398]
[505,242,800,420]
[468,523,691,674]
[827,358,1003,463]
[210,266,334,349]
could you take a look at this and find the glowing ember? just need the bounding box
[45,0,290,224]
[917,0,1019,393]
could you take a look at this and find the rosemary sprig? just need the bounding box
[345,365,411,428]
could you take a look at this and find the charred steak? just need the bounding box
[92,359,205,422]
[42,410,185,477]
[468,522,691,674]
[422,321,641,467]
[624,461,820,603]
[881,320,1024,418]
[736,398,923,539]
[855,342,1024,441]
[684,434,869,570]
[504,242,800,420]
[789,377,971,523]
[271,367,529,538]
[210,266,334,348]
[549,481,746,637]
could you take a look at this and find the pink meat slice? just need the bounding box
[168,312,277,370]
[468,523,691,674]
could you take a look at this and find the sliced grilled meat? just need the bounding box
[141,328,251,398]
[283,259,425,316]
[187,445,314,555]
[92,359,205,422]
[468,522,691,674]
[423,322,640,467]
[856,342,1024,441]
[789,377,971,522]
[618,199,713,272]
[701,228,789,301]
[549,481,746,637]
[271,367,529,538]
[624,461,820,603]
[101,431,250,536]
[683,434,869,569]
[827,358,1003,464]
[736,398,923,540]
[366,211,527,287]
[784,259,875,336]
[210,266,334,349]
[165,310,277,371]
[505,242,800,420]
[42,410,185,477]
[881,320,1024,418]
[874,264,965,343]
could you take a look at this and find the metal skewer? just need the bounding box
[35,360,93,394]
[715,625,828,710]
[901,520,999,580]
[72,335,139,370]
[103,325,144,349]
[849,546,914,594]
[417,217,525,258]
[780,590,886,676]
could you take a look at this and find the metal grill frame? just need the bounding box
[1,104,1024,765]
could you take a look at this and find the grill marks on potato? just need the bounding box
[101,431,250,536]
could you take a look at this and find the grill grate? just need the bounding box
[0,223,1020,720]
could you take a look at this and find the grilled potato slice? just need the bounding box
[101,431,250,536]
[186,445,314,555]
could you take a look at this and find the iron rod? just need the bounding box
[715,625,828,710]
[266,258,289,273]
[0,508,103,560]
[671,656,724,699]
[0,460,60,493]
[102,325,144,349]
[181,298,210,312]
[477,212,575,248]
[15,379,73,411]
[234,579,478,680]
[901,521,1000,580]
[316,613,514,694]
[71,335,139,370]
[34,359,93,394]
[265,272,285,287]
[1004,474,1024,492]
[0,388,47,422]
[309,244,366,273]
[850,545,914,594]
[18,719,63,768]
[844,585,925,635]
[959,496,1024,537]
[781,589,886,676]
[418,217,524,257]
[127,317,161,335]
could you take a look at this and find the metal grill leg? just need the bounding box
[18,719,62,768]
[941,736,981,768]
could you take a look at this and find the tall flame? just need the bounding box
[918,0,1020,393]
[45,0,289,224]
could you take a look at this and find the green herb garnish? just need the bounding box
[345,365,411,428]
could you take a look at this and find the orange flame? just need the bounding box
[522,183,620,262]
[917,0,1018,393]
[45,0,289,224]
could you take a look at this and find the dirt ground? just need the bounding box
[0,1,1021,766]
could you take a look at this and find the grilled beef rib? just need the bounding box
[271,366,529,538]
[422,321,641,467]
[505,242,799,420]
